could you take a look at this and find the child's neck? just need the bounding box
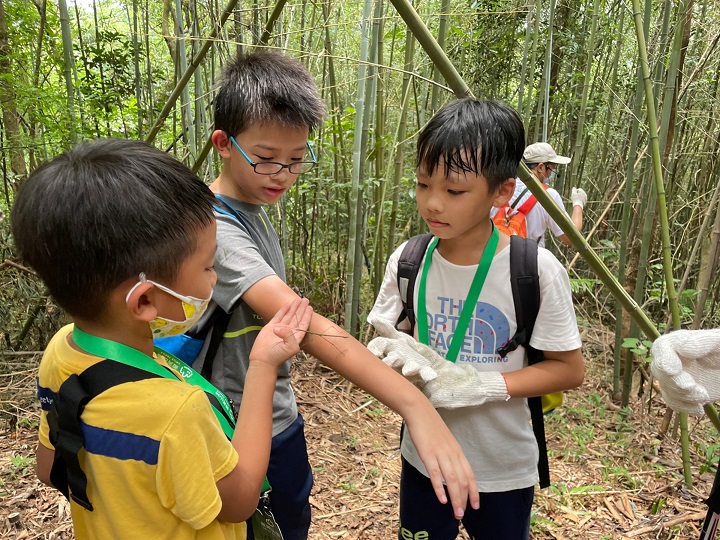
[71,319,156,358]
[209,173,235,199]
[210,171,259,206]
[436,220,502,265]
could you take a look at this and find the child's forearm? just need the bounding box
[302,314,479,518]
[36,442,55,487]
[302,315,431,411]
[217,299,308,523]
[503,348,584,398]
[232,364,276,486]
[216,364,276,523]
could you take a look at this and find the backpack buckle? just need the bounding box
[497,339,519,358]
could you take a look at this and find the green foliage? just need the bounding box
[451,1,526,100]
[694,434,720,475]
[620,337,654,362]
[77,29,138,137]
[569,277,599,295]
[8,454,33,478]
[337,473,358,492]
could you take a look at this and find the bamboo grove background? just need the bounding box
[2,0,720,424]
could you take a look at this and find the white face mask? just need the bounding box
[126,273,212,338]
[546,168,557,185]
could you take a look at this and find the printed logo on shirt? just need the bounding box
[426,299,511,364]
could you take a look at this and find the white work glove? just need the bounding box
[367,336,438,385]
[422,362,507,410]
[368,316,508,409]
[650,329,720,415]
[570,187,587,208]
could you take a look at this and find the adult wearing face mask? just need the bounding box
[506,142,586,248]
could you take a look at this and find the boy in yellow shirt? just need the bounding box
[12,138,311,539]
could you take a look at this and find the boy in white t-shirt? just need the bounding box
[369,99,585,539]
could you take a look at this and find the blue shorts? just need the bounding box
[398,457,534,540]
[246,414,313,540]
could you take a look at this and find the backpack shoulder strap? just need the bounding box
[396,233,434,334]
[199,309,232,381]
[496,236,550,488]
[47,361,159,510]
[509,186,531,211]
[213,194,250,229]
[515,182,550,216]
[516,194,539,216]
[497,236,541,358]
[193,194,248,380]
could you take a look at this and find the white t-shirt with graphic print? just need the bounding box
[369,240,581,492]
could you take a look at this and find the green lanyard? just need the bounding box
[71,327,270,492]
[417,225,499,362]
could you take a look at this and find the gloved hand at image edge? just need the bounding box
[650,329,720,415]
[368,317,508,409]
[571,187,587,208]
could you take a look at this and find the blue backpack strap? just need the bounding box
[395,233,434,334]
[213,194,250,228]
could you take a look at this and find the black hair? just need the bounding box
[11,138,216,320]
[214,50,326,136]
[416,98,526,191]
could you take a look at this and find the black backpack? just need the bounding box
[47,360,236,510]
[395,233,551,488]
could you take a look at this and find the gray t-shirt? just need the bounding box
[193,195,298,436]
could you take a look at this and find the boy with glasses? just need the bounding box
[199,50,478,540]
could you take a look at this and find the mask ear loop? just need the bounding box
[125,272,148,304]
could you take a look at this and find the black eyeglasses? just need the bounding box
[230,136,317,175]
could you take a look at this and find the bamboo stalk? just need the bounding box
[344,0,373,336]
[58,0,77,143]
[257,0,289,46]
[146,0,241,145]
[387,0,470,98]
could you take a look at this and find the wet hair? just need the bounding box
[11,138,216,320]
[416,98,525,191]
[214,50,326,136]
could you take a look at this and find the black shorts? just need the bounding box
[398,457,534,540]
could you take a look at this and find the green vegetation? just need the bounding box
[1,0,720,528]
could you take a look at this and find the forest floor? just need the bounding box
[0,320,718,539]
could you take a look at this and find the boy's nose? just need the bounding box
[425,193,443,213]
[269,167,294,183]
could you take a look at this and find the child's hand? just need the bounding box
[249,298,313,369]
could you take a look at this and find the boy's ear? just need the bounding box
[125,281,159,323]
[493,177,516,207]
[211,130,232,159]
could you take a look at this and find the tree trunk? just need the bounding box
[58,0,77,144]
[0,0,27,183]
